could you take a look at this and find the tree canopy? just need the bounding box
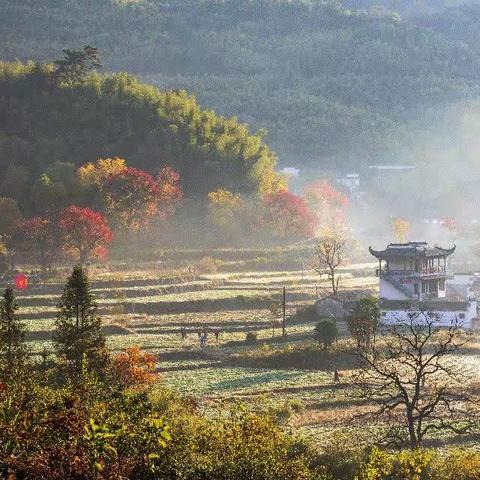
[0,59,283,212]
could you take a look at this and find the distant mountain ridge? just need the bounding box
[2,0,480,170]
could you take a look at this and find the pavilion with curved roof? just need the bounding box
[369,241,455,301]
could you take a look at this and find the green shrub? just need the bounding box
[355,447,434,480]
[314,320,338,350]
[245,331,258,344]
[346,297,379,348]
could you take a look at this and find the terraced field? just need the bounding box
[9,258,480,447]
[7,259,386,444]
[14,263,377,349]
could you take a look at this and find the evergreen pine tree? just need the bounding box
[54,266,107,376]
[53,45,101,86]
[0,288,27,376]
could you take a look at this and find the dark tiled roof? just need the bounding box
[370,242,455,260]
[380,299,471,312]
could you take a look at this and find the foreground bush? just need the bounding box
[2,368,480,479]
[355,447,480,480]
[432,449,480,480]
[356,448,434,480]
[0,370,324,480]
[152,391,322,480]
[0,376,171,479]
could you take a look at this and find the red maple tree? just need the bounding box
[258,190,315,241]
[101,166,182,231]
[303,179,348,229]
[59,206,113,265]
[156,166,183,219]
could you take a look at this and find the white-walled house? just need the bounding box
[370,242,478,328]
[369,242,454,301]
[446,272,479,300]
[378,299,478,329]
[336,173,360,196]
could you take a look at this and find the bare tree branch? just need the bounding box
[351,309,477,448]
[312,232,346,295]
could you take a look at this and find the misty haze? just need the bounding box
[1,1,480,479]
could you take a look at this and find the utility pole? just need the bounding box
[282,286,286,337]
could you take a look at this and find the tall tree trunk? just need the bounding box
[330,268,336,294]
[407,410,418,448]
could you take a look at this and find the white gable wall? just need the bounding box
[380,301,477,329]
[449,274,473,286]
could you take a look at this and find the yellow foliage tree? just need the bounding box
[257,170,288,196]
[77,157,127,187]
[392,217,410,243]
[207,188,244,228]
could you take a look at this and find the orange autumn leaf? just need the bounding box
[112,346,160,387]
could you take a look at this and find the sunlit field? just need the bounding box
[11,255,480,449]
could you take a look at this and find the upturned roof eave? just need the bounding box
[369,244,456,260]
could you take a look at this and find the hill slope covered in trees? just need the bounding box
[0,61,283,207]
[2,0,480,170]
[343,0,480,15]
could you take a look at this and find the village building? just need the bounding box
[335,173,360,196]
[446,272,480,300]
[370,242,478,328]
[370,242,454,301]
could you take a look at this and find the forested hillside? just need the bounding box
[0,61,283,207]
[2,0,480,168]
[343,0,480,15]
